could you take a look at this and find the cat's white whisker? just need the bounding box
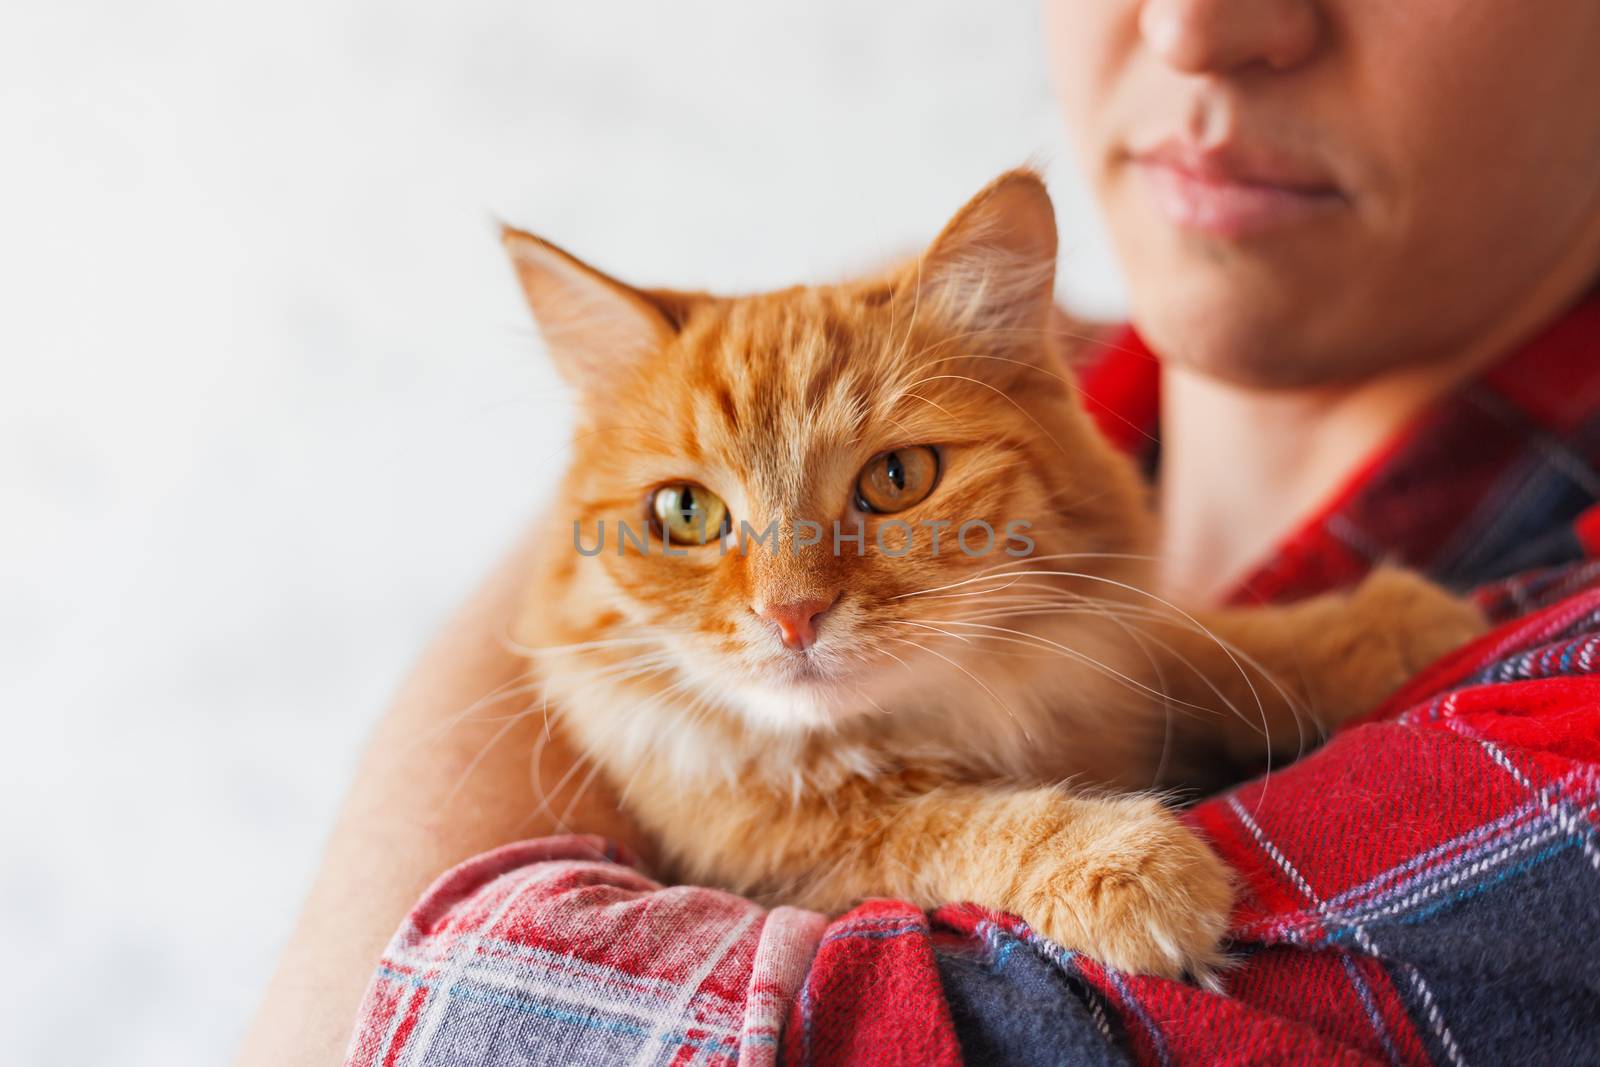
[440,703,545,813]
[885,634,1033,741]
[404,673,545,753]
[894,390,960,422]
[892,567,1272,749]
[898,618,1227,721]
[505,633,669,656]
[930,584,1302,752]
[968,550,1163,576]
[900,371,1076,462]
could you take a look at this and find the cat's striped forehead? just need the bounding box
[606,283,956,517]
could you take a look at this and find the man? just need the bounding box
[239,2,1600,1063]
[1047,0,1600,603]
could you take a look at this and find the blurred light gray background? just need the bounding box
[0,2,1126,1062]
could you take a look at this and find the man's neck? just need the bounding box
[1157,364,1458,602]
[1157,289,1589,603]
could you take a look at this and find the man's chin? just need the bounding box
[1125,255,1382,390]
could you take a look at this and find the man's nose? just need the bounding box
[1139,0,1322,75]
[754,596,836,652]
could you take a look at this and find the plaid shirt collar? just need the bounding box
[1077,292,1600,604]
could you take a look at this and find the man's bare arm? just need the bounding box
[233,529,646,1066]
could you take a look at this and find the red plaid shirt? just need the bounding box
[348,294,1600,1067]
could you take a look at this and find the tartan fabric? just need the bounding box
[345,297,1600,1064]
[348,583,1600,1066]
[346,836,826,1067]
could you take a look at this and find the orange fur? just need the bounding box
[502,170,1485,979]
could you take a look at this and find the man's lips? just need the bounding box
[1128,139,1347,238]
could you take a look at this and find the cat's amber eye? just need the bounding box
[855,446,940,514]
[650,483,731,545]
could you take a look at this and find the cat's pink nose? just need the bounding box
[755,596,835,652]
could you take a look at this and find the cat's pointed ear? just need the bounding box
[501,226,677,390]
[913,169,1059,348]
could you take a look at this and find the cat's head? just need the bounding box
[507,170,1152,733]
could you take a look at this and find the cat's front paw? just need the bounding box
[1352,567,1486,676]
[1008,795,1233,981]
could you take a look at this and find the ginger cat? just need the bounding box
[502,170,1484,979]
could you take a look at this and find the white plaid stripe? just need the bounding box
[735,906,827,1066]
[1242,769,1600,941]
[1225,796,1459,1067]
[1450,724,1600,875]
